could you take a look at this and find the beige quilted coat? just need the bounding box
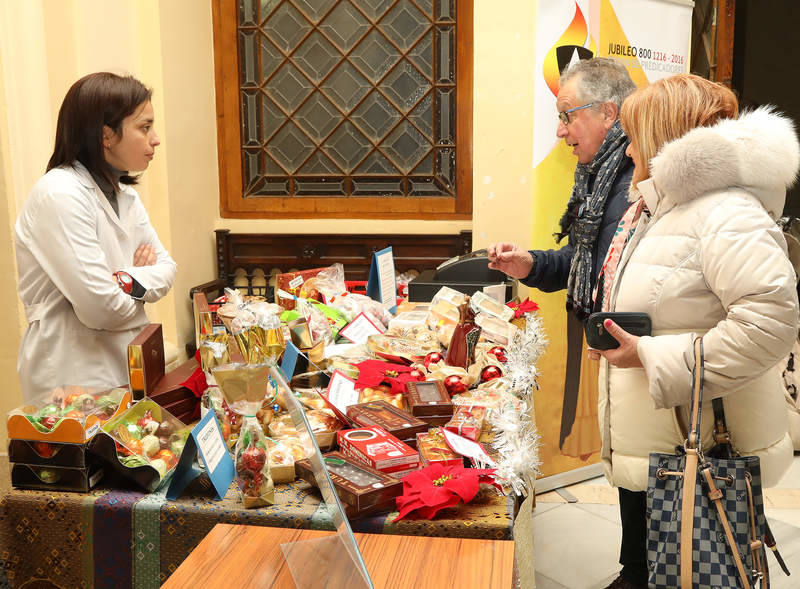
[599,108,800,491]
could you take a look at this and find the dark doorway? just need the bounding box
[732,0,800,216]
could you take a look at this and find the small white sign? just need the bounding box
[197,416,226,472]
[482,283,506,305]
[442,428,496,466]
[288,275,304,289]
[376,250,396,310]
[339,312,385,344]
[325,370,360,414]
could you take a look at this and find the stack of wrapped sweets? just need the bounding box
[7,386,129,491]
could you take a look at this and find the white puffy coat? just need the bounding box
[600,108,800,491]
[15,162,177,401]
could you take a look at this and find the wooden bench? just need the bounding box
[187,229,472,353]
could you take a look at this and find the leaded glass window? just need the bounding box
[238,0,457,198]
[213,0,471,218]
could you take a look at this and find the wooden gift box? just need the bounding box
[416,415,455,427]
[404,381,454,417]
[346,400,427,448]
[295,451,403,512]
[127,323,199,423]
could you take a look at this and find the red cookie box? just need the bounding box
[337,426,420,474]
[275,267,328,310]
[443,405,486,442]
[295,451,403,512]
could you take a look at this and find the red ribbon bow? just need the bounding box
[353,359,423,395]
[506,298,539,319]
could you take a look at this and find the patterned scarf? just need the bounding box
[559,121,630,320]
[592,197,649,312]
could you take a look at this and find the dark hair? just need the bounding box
[47,72,152,188]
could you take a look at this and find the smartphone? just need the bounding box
[585,312,652,350]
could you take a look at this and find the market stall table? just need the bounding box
[162,523,515,589]
[0,476,516,589]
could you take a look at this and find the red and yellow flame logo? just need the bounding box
[543,2,597,97]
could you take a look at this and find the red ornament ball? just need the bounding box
[443,374,468,395]
[408,369,426,381]
[488,346,507,363]
[424,351,444,368]
[480,365,503,383]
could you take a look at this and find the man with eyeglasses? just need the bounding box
[488,58,642,589]
[488,57,635,308]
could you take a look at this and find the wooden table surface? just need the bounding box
[162,523,515,589]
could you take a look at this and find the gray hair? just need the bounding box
[560,57,636,110]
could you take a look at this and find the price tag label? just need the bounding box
[339,312,384,344]
[442,428,496,466]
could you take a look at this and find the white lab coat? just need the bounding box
[15,162,177,401]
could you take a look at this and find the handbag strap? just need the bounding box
[711,397,735,456]
[680,338,704,587]
[686,338,704,449]
[701,467,752,589]
[680,447,700,588]
[681,338,753,589]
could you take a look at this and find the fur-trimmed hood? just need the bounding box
[650,107,800,219]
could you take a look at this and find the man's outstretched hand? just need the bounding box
[487,242,534,279]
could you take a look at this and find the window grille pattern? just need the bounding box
[237,0,458,198]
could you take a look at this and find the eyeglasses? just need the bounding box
[558,102,597,126]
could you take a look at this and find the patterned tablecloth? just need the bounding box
[0,477,516,589]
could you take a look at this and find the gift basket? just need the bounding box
[88,399,191,491]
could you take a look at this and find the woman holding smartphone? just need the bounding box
[587,74,799,589]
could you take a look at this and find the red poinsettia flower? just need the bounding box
[506,298,540,319]
[393,464,500,521]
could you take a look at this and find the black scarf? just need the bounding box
[558,121,630,320]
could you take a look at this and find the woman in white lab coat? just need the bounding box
[14,72,177,401]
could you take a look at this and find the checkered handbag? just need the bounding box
[646,338,789,588]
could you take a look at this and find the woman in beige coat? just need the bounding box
[589,75,799,589]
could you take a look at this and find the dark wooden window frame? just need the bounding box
[691,0,735,87]
[211,0,473,220]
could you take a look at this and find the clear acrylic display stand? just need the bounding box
[270,366,373,589]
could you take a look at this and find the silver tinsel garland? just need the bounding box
[489,313,548,495]
[504,313,548,398]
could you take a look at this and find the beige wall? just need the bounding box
[0,0,536,435]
